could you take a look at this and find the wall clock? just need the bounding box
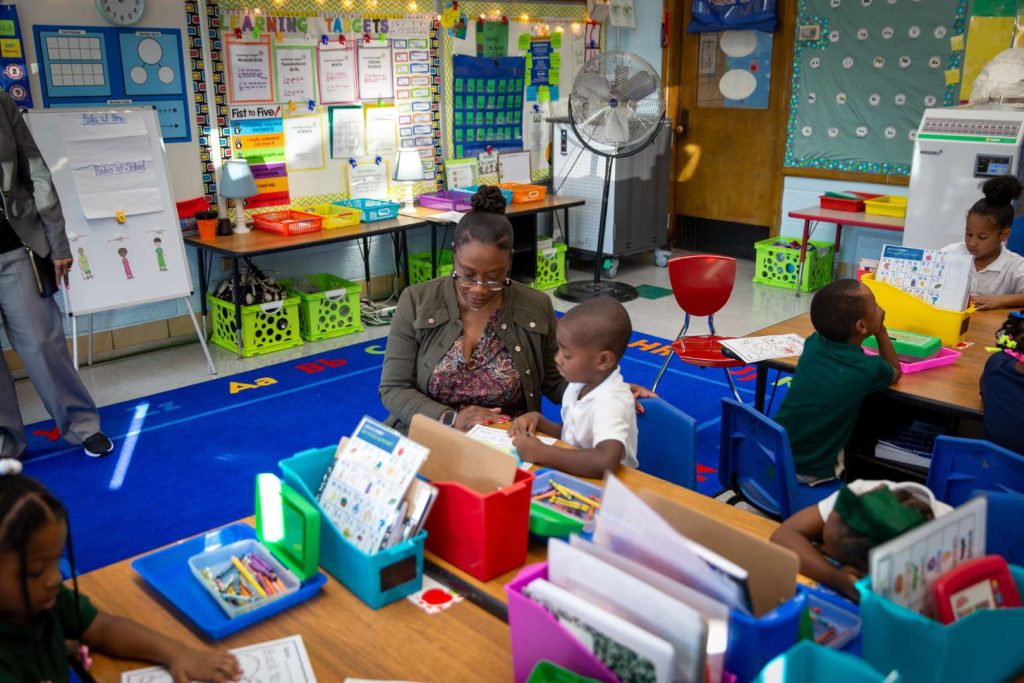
[95,0,145,26]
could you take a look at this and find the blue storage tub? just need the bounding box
[463,184,513,205]
[131,523,326,640]
[858,565,1024,683]
[727,588,808,683]
[334,198,399,223]
[752,642,887,683]
[279,446,426,609]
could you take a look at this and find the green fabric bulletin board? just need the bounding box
[785,0,968,176]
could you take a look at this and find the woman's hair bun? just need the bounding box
[471,184,507,214]
[982,175,1023,206]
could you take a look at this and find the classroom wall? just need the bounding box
[607,1,663,78]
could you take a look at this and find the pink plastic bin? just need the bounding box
[863,346,960,374]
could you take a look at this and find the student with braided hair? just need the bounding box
[980,310,1024,455]
[0,464,240,682]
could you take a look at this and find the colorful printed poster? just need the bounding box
[316,45,356,104]
[528,39,551,86]
[274,45,315,104]
[0,5,30,107]
[477,19,509,58]
[358,44,394,100]
[227,37,273,104]
[392,37,434,159]
[283,113,325,171]
[231,115,288,207]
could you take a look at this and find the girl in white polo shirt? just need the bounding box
[941,175,1024,310]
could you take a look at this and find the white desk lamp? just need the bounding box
[393,149,425,209]
[220,158,259,234]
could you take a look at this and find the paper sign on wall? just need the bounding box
[329,105,365,158]
[347,159,390,199]
[358,44,394,100]
[274,45,315,104]
[227,38,273,104]
[66,134,162,218]
[283,114,325,171]
[317,45,357,104]
[365,104,397,156]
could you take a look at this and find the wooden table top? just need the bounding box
[82,521,512,681]
[425,465,780,616]
[787,206,905,232]
[751,309,1009,418]
[184,214,428,257]
[400,193,585,222]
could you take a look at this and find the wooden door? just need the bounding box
[665,0,796,231]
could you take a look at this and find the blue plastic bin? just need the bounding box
[463,185,514,205]
[752,642,887,683]
[279,446,426,609]
[858,565,1024,683]
[727,589,808,683]
[334,198,399,223]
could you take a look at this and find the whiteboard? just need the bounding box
[26,107,192,315]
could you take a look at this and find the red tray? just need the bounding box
[253,210,323,236]
[819,192,883,213]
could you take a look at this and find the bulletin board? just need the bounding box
[211,0,442,216]
[32,25,190,143]
[0,5,32,108]
[444,2,594,184]
[785,0,968,176]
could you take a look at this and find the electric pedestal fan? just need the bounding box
[555,51,666,303]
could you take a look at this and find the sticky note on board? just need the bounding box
[550,69,561,85]
[0,39,21,58]
[951,34,965,51]
[945,68,961,85]
[526,85,539,101]
[551,53,562,67]
[0,20,14,36]
[538,85,551,102]
[518,33,531,50]
[551,31,563,48]
[550,86,560,101]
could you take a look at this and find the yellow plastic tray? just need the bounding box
[863,195,908,218]
[299,204,362,230]
[861,273,974,346]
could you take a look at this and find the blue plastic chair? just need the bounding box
[718,398,841,520]
[926,435,1024,506]
[636,397,697,490]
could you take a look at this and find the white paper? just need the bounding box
[365,106,397,156]
[358,44,394,100]
[274,46,315,103]
[62,110,147,140]
[466,424,555,467]
[525,107,549,172]
[66,134,162,218]
[284,114,325,171]
[719,334,805,364]
[420,210,467,224]
[228,39,273,103]
[331,106,365,158]
[122,635,316,683]
[318,46,357,103]
[498,151,532,184]
[347,160,390,200]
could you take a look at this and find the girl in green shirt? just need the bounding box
[0,464,241,682]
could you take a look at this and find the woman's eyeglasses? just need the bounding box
[451,273,509,291]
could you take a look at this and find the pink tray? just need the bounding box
[863,346,960,373]
[418,191,473,212]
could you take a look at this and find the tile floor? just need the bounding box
[14,249,812,424]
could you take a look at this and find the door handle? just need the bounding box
[674,109,689,139]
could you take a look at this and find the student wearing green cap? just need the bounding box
[771,480,951,601]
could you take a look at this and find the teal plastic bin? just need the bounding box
[278,446,426,609]
[858,566,1024,683]
[753,642,888,683]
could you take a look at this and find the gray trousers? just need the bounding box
[0,248,100,459]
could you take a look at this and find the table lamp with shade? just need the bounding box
[220,158,258,234]
[393,149,425,209]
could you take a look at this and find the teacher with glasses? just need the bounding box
[381,185,650,433]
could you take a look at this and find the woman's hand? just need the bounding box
[627,383,657,415]
[53,257,73,287]
[168,647,241,683]
[454,405,502,431]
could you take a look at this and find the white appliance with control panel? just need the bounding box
[905,106,1024,250]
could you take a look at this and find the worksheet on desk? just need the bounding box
[121,635,316,682]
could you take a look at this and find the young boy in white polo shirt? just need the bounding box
[510,296,637,478]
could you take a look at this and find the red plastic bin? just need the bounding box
[253,210,323,236]
[425,467,534,581]
[819,192,883,213]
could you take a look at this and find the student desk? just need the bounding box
[400,194,586,283]
[81,519,512,681]
[787,206,905,296]
[748,309,1008,419]
[185,215,428,358]
[424,465,779,620]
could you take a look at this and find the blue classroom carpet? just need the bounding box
[22,329,790,573]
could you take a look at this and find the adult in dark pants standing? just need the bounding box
[0,92,112,461]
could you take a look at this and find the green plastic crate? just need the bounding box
[207,294,303,357]
[534,242,567,291]
[282,273,364,342]
[409,249,454,285]
[753,237,834,292]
